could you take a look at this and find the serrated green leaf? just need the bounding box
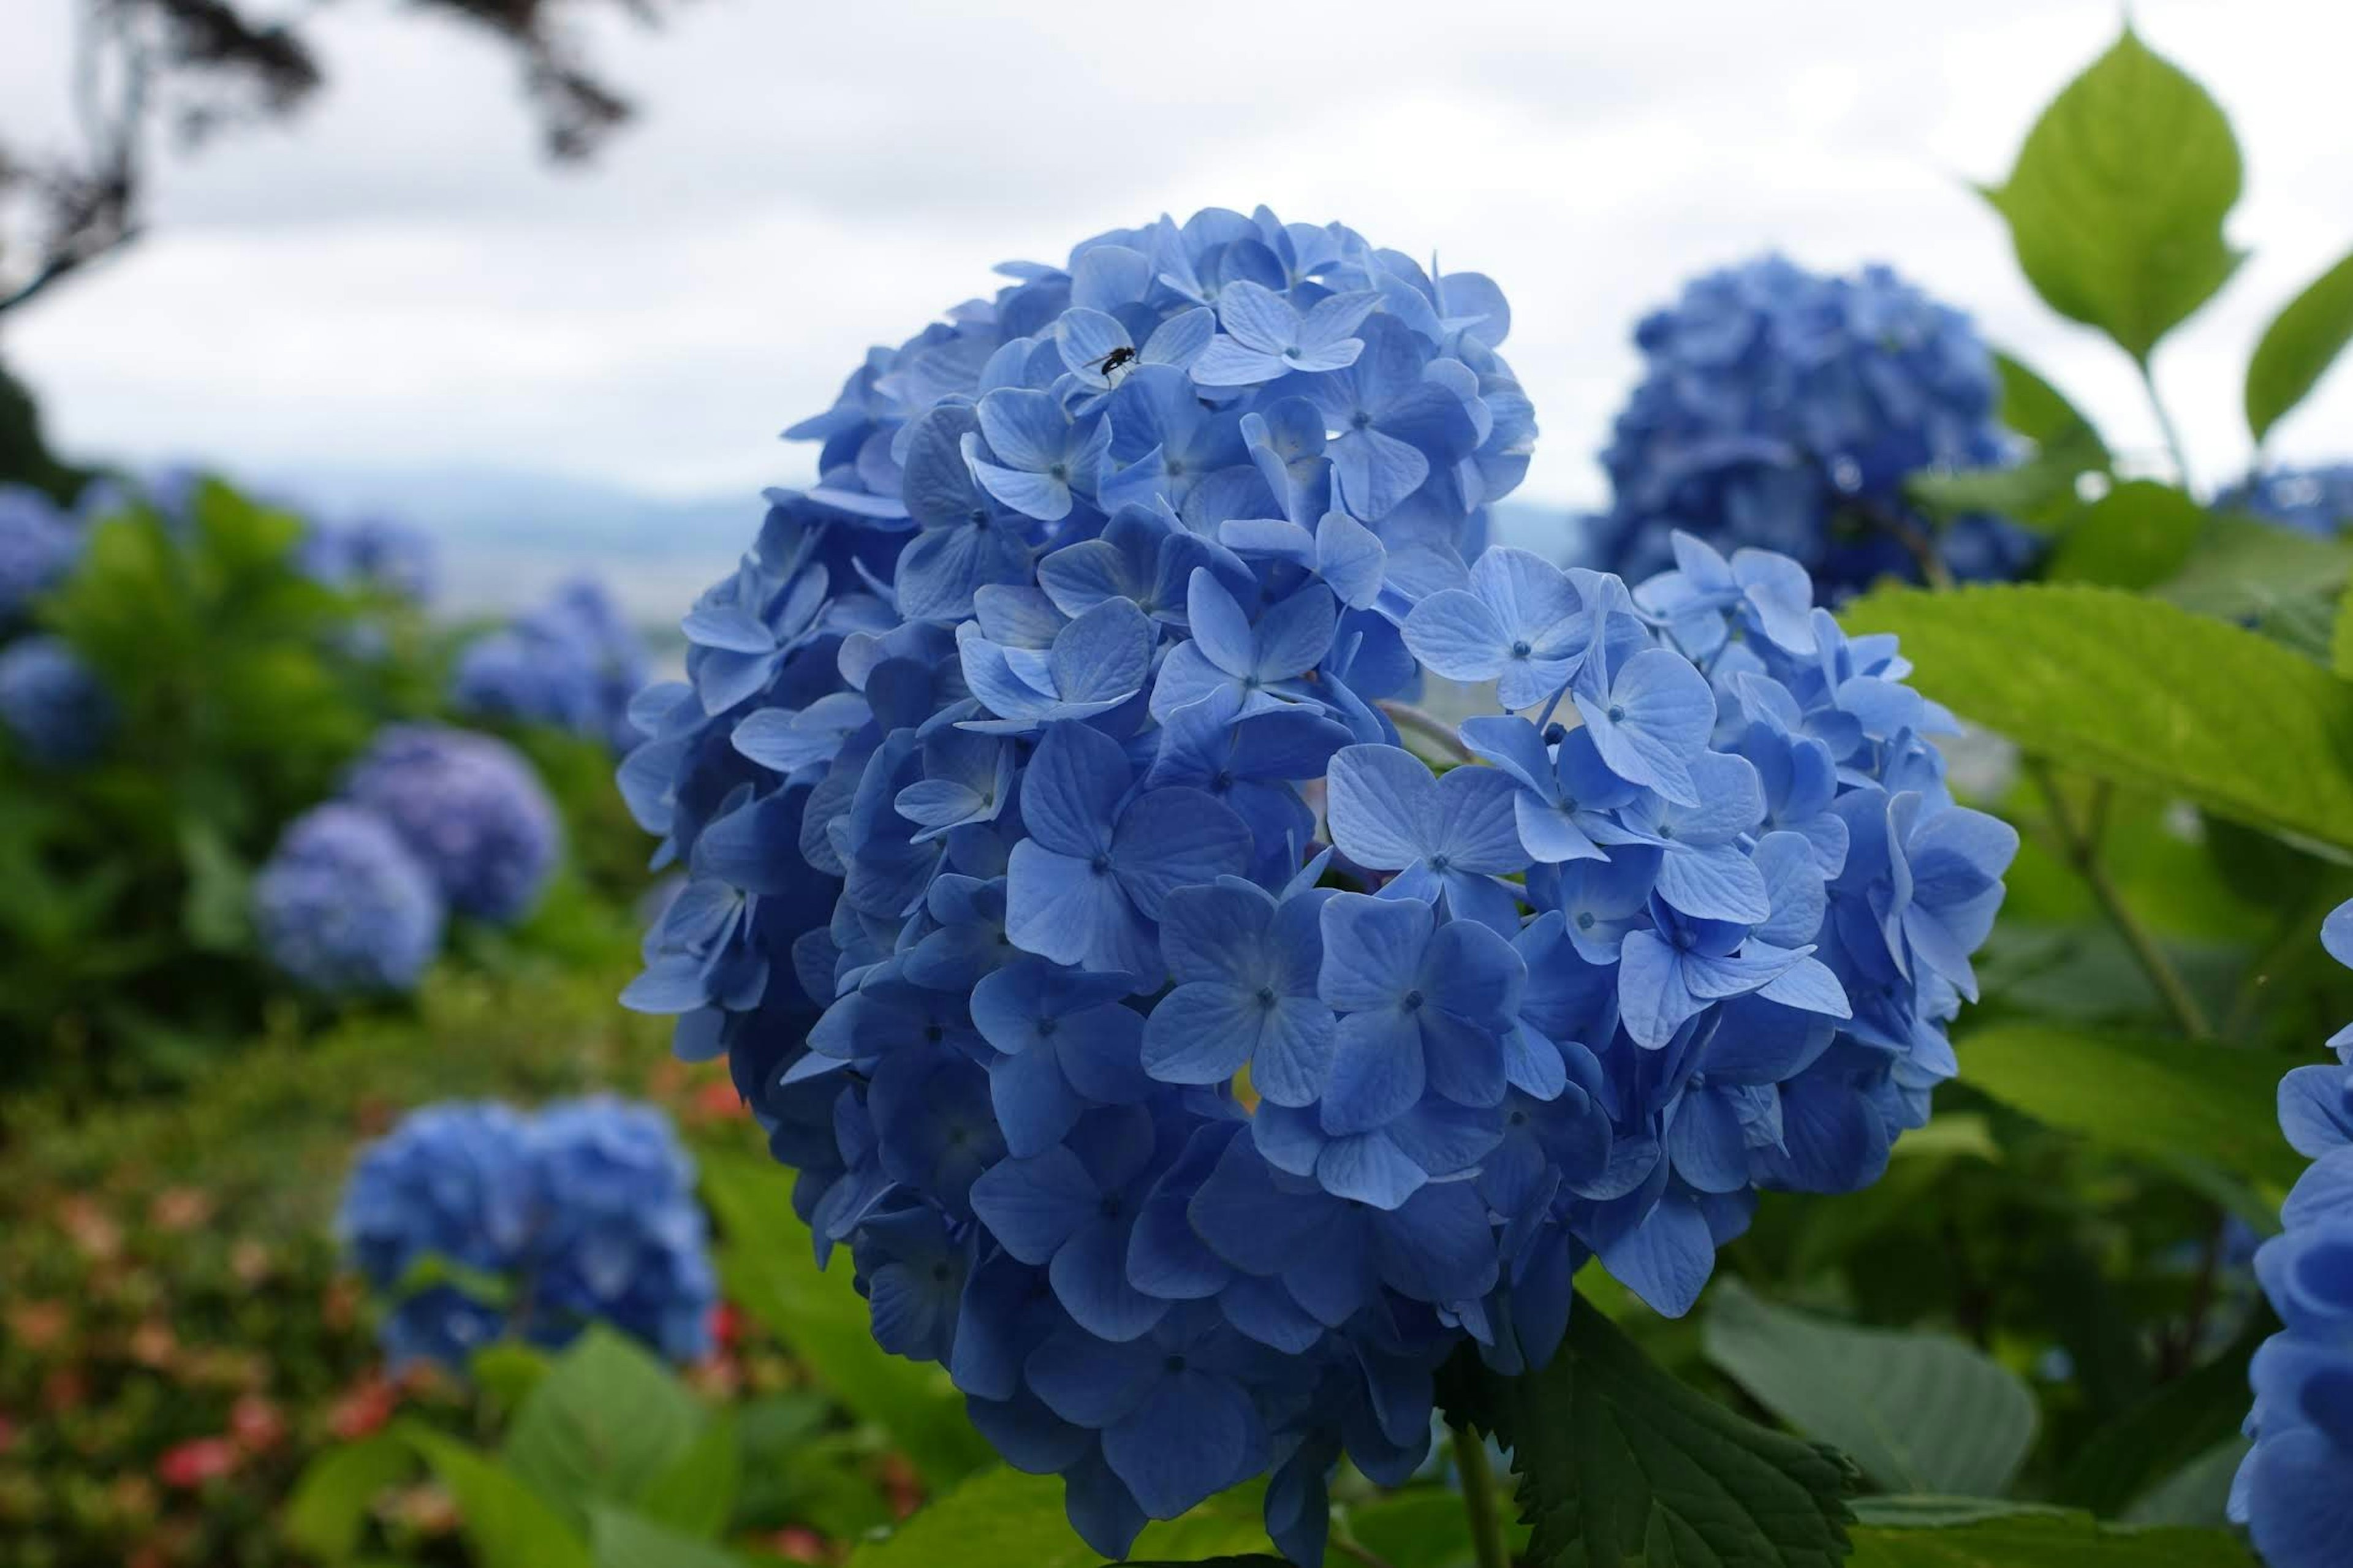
[587,1505,741,1568]
[1440,1293,1855,1567]
[632,1409,739,1539]
[1702,1281,2037,1497]
[1957,1023,2304,1210]
[284,1434,418,1559]
[1840,583,2353,854]
[2047,481,2205,589]
[1982,28,2244,361]
[2247,244,2353,442]
[697,1145,993,1488]
[501,1328,703,1534]
[1847,1513,2255,1566]
[397,1422,593,1568]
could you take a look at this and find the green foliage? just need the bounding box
[2245,243,2353,442]
[1845,1509,2255,1566]
[2043,482,2204,589]
[1980,28,2243,362]
[1957,1023,2305,1215]
[1441,1295,1855,1567]
[501,1328,705,1534]
[1841,583,2353,854]
[1702,1281,2038,1497]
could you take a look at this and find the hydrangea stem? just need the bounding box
[1452,1424,1513,1568]
[1378,699,1472,763]
[2026,760,2212,1039]
[2137,357,2196,496]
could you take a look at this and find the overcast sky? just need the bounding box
[4,0,2349,510]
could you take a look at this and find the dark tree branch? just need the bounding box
[1,0,678,319]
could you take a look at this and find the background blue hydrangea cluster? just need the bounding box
[613,208,2015,1564]
[452,577,651,753]
[0,485,112,766]
[250,803,447,996]
[2234,900,2353,1568]
[0,483,83,627]
[2217,464,2353,537]
[1588,254,2037,597]
[296,514,440,600]
[338,1095,716,1369]
[253,723,558,994]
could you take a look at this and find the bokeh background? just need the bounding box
[6,0,2347,614]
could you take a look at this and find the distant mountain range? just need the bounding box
[257,465,1587,620]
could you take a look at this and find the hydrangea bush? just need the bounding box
[453,578,650,753]
[251,803,446,996]
[338,1096,716,1369]
[0,632,114,766]
[297,515,439,600]
[344,724,559,925]
[2235,900,2353,1568]
[617,208,2015,1562]
[1588,254,2036,596]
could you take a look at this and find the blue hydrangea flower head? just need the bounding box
[452,578,650,752]
[339,1096,714,1369]
[252,803,445,995]
[0,634,115,767]
[0,485,80,626]
[300,515,439,599]
[2233,900,2353,1568]
[343,723,559,923]
[1590,254,2036,597]
[2216,464,2353,538]
[618,209,2008,1564]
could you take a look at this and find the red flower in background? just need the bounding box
[328,1373,398,1441]
[229,1394,285,1452]
[156,1436,239,1489]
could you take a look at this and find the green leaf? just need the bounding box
[501,1328,704,1534]
[2118,1437,2248,1528]
[471,1343,555,1411]
[2057,1312,2269,1516]
[2333,584,2353,680]
[587,1506,743,1568]
[2153,515,2353,623]
[1839,583,2353,854]
[1957,1023,2303,1213]
[1702,1280,2037,1497]
[2246,244,2353,442]
[632,1409,740,1539]
[398,1422,593,1568]
[1982,27,2245,361]
[2047,481,2205,589]
[1439,1293,1855,1567]
[697,1145,993,1487]
[1345,1489,1508,1568]
[843,1468,1107,1568]
[176,817,252,953]
[1995,353,2111,464]
[284,1434,418,1560]
[1847,1512,2255,1566]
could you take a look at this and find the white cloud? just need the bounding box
[7,0,2351,510]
